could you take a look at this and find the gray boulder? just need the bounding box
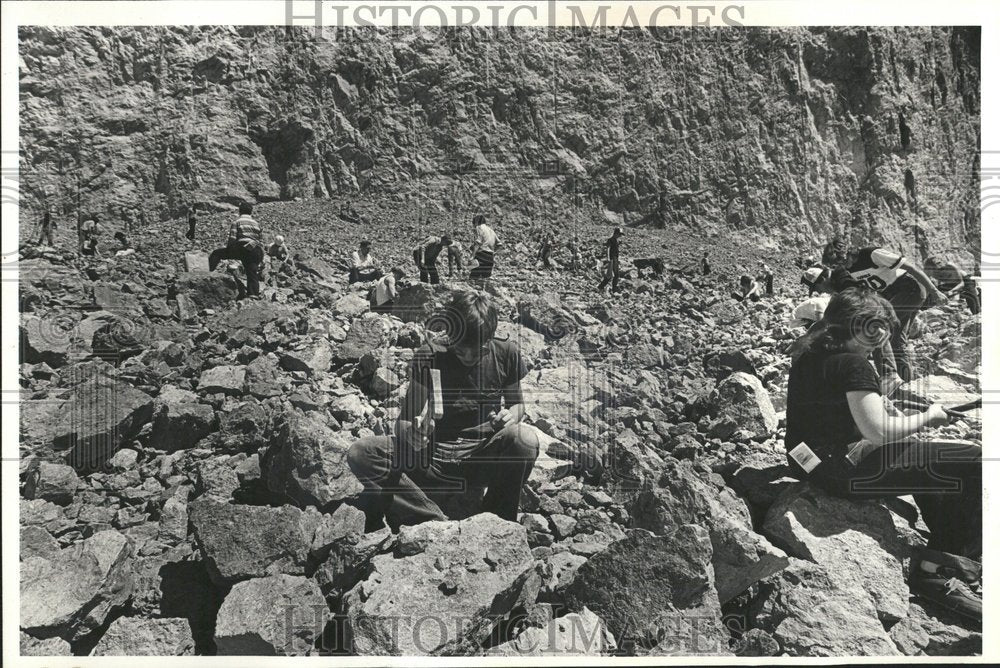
[344,513,538,655]
[563,526,730,656]
[260,411,363,510]
[91,616,195,656]
[763,482,911,622]
[215,574,328,656]
[189,499,320,586]
[711,372,777,439]
[486,607,616,656]
[630,460,788,604]
[20,530,134,641]
[23,461,80,505]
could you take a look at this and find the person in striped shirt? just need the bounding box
[209,201,265,298]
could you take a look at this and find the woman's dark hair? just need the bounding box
[822,235,852,267]
[239,202,253,215]
[430,290,498,347]
[788,287,899,359]
[472,214,486,227]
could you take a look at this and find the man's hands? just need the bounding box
[488,403,524,430]
[925,288,949,307]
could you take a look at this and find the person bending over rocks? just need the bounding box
[209,202,264,298]
[785,287,982,621]
[348,290,540,530]
[822,237,946,382]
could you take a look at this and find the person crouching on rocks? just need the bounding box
[784,287,982,621]
[348,290,540,531]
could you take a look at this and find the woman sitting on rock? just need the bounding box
[784,287,982,620]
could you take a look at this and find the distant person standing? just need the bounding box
[567,235,581,272]
[350,240,382,284]
[701,252,711,276]
[186,211,197,241]
[79,214,98,254]
[447,240,464,278]
[469,214,498,284]
[413,233,452,285]
[37,211,56,246]
[209,202,265,298]
[761,262,774,296]
[539,232,554,269]
[597,227,623,293]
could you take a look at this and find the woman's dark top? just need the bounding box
[785,349,881,461]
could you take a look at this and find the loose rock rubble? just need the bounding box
[17,192,981,658]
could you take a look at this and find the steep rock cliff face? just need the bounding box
[18,26,979,260]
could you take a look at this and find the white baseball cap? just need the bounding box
[801,267,824,286]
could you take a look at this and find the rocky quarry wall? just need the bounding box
[19,25,980,262]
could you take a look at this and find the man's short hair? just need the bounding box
[473,214,486,227]
[360,239,371,248]
[438,290,498,347]
[239,202,253,216]
[440,234,453,246]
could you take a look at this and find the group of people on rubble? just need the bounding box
[31,196,983,622]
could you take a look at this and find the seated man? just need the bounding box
[349,240,381,284]
[348,290,540,530]
[370,266,405,313]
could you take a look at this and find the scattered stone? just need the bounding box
[20,632,72,656]
[189,499,320,586]
[173,272,239,310]
[91,616,196,656]
[23,461,80,505]
[198,365,246,395]
[260,411,363,510]
[215,574,328,656]
[20,530,135,641]
[889,600,982,656]
[344,513,538,655]
[149,400,215,451]
[486,607,616,656]
[763,482,912,622]
[564,526,729,655]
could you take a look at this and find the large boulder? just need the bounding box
[148,400,215,451]
[486,607,616,656]
[20,314,78,367]
[563,526,729,655]
[20,632,72,656]
[50,377,154,469]
[631,460,789,604]
[197,365,246,395]
[188,499,320,586]
[335,317,387,363]
[280,339,334,376]
[889,600,982,656]
[521,363,611,444]
[762,482,912,622]
[711,372,777,439]
[333,292,370,318]
[260,411,363,510]
[313,510,395,599]
[20,530,135,641]
[91,616,196,656]
[344,513,538,655]
[754,558,900,656]
[23,461,80,505]
[516,294,578,340]
[390,283,443,323]
[215,574,328,656]
[173,272,239,310]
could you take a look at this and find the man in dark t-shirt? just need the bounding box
[597,227,623,293]
[348,291,540,530]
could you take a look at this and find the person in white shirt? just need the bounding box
[469,214,499,284]
[371,266,406,313]
[350,240,382,284]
